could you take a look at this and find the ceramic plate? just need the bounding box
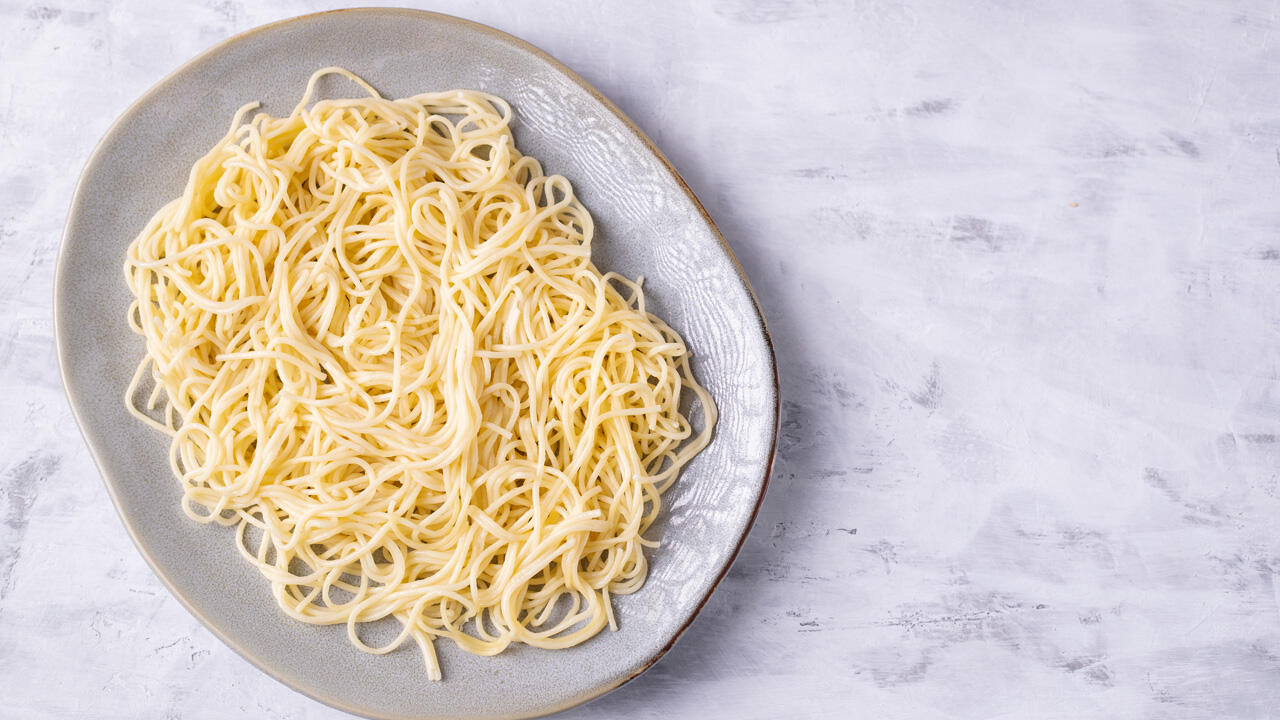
[55,9,777,719]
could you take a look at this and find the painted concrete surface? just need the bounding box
[3,1,1280,718]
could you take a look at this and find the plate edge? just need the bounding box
[52,7,781,720]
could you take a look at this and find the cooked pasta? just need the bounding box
[123,68,715,679]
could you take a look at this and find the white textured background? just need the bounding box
[4,1,1280,718]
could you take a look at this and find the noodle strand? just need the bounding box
[124,68,715,680]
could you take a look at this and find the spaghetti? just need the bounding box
[123,68,715,679]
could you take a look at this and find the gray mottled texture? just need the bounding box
[5,0,1280,719]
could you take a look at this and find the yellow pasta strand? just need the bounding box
[123,68,715,680]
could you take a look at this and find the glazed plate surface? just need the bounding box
[55,9,777,719]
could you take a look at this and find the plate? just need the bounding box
[55,9,777,720]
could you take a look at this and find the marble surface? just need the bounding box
[3,0,1280,717]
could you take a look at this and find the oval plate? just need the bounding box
[55,9,777,720]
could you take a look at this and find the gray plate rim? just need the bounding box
[53,7,779,719]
